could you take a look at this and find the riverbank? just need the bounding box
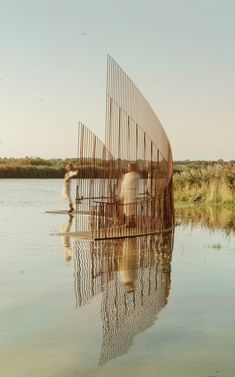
[1,158,234,206]
[0,157,66,178]
[174,162,234,206]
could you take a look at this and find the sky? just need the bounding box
[0,0,234,160]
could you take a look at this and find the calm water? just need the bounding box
[0,179,235,377]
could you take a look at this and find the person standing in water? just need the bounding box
[120,162,139,227]
[62,162,78,213]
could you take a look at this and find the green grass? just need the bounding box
[0,157,73,178]
[173,162,235,206]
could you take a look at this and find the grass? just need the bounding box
[173,162,235,206]
[0,157,71,178]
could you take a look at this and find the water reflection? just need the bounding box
[73,231,174,365]
[60,215,74,261]
[175,206,235,234]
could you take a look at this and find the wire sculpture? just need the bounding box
[75,56,174,239]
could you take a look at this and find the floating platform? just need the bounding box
[46,210,90,216]
[51,226,174,241]
[51,230,92,239]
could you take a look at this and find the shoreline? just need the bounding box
[1,159,234,206]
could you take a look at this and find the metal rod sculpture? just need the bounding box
[76,56,174,239]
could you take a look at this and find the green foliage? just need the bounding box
[0,157,67,178]
[174,162,235,205]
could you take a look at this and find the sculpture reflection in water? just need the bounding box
[73,230,174,365]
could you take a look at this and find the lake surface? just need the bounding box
[0,179,235,377]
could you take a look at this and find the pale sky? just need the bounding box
[0,0,234,160]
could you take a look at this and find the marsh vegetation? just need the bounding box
[174,161,234,206]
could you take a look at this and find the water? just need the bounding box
[0,179,235,377]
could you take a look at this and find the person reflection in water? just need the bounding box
[118,238,138,293]
[61,215,74,261]
[62,162,78,213]
[120,162,139,228]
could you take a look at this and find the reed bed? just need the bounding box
[174,162,234,206]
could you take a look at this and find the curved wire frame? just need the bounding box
[76,56,174,239]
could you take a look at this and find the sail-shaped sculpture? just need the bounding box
[75,56,174,239]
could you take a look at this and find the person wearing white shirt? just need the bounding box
[120,162,139,227]
[62,163,78,213]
